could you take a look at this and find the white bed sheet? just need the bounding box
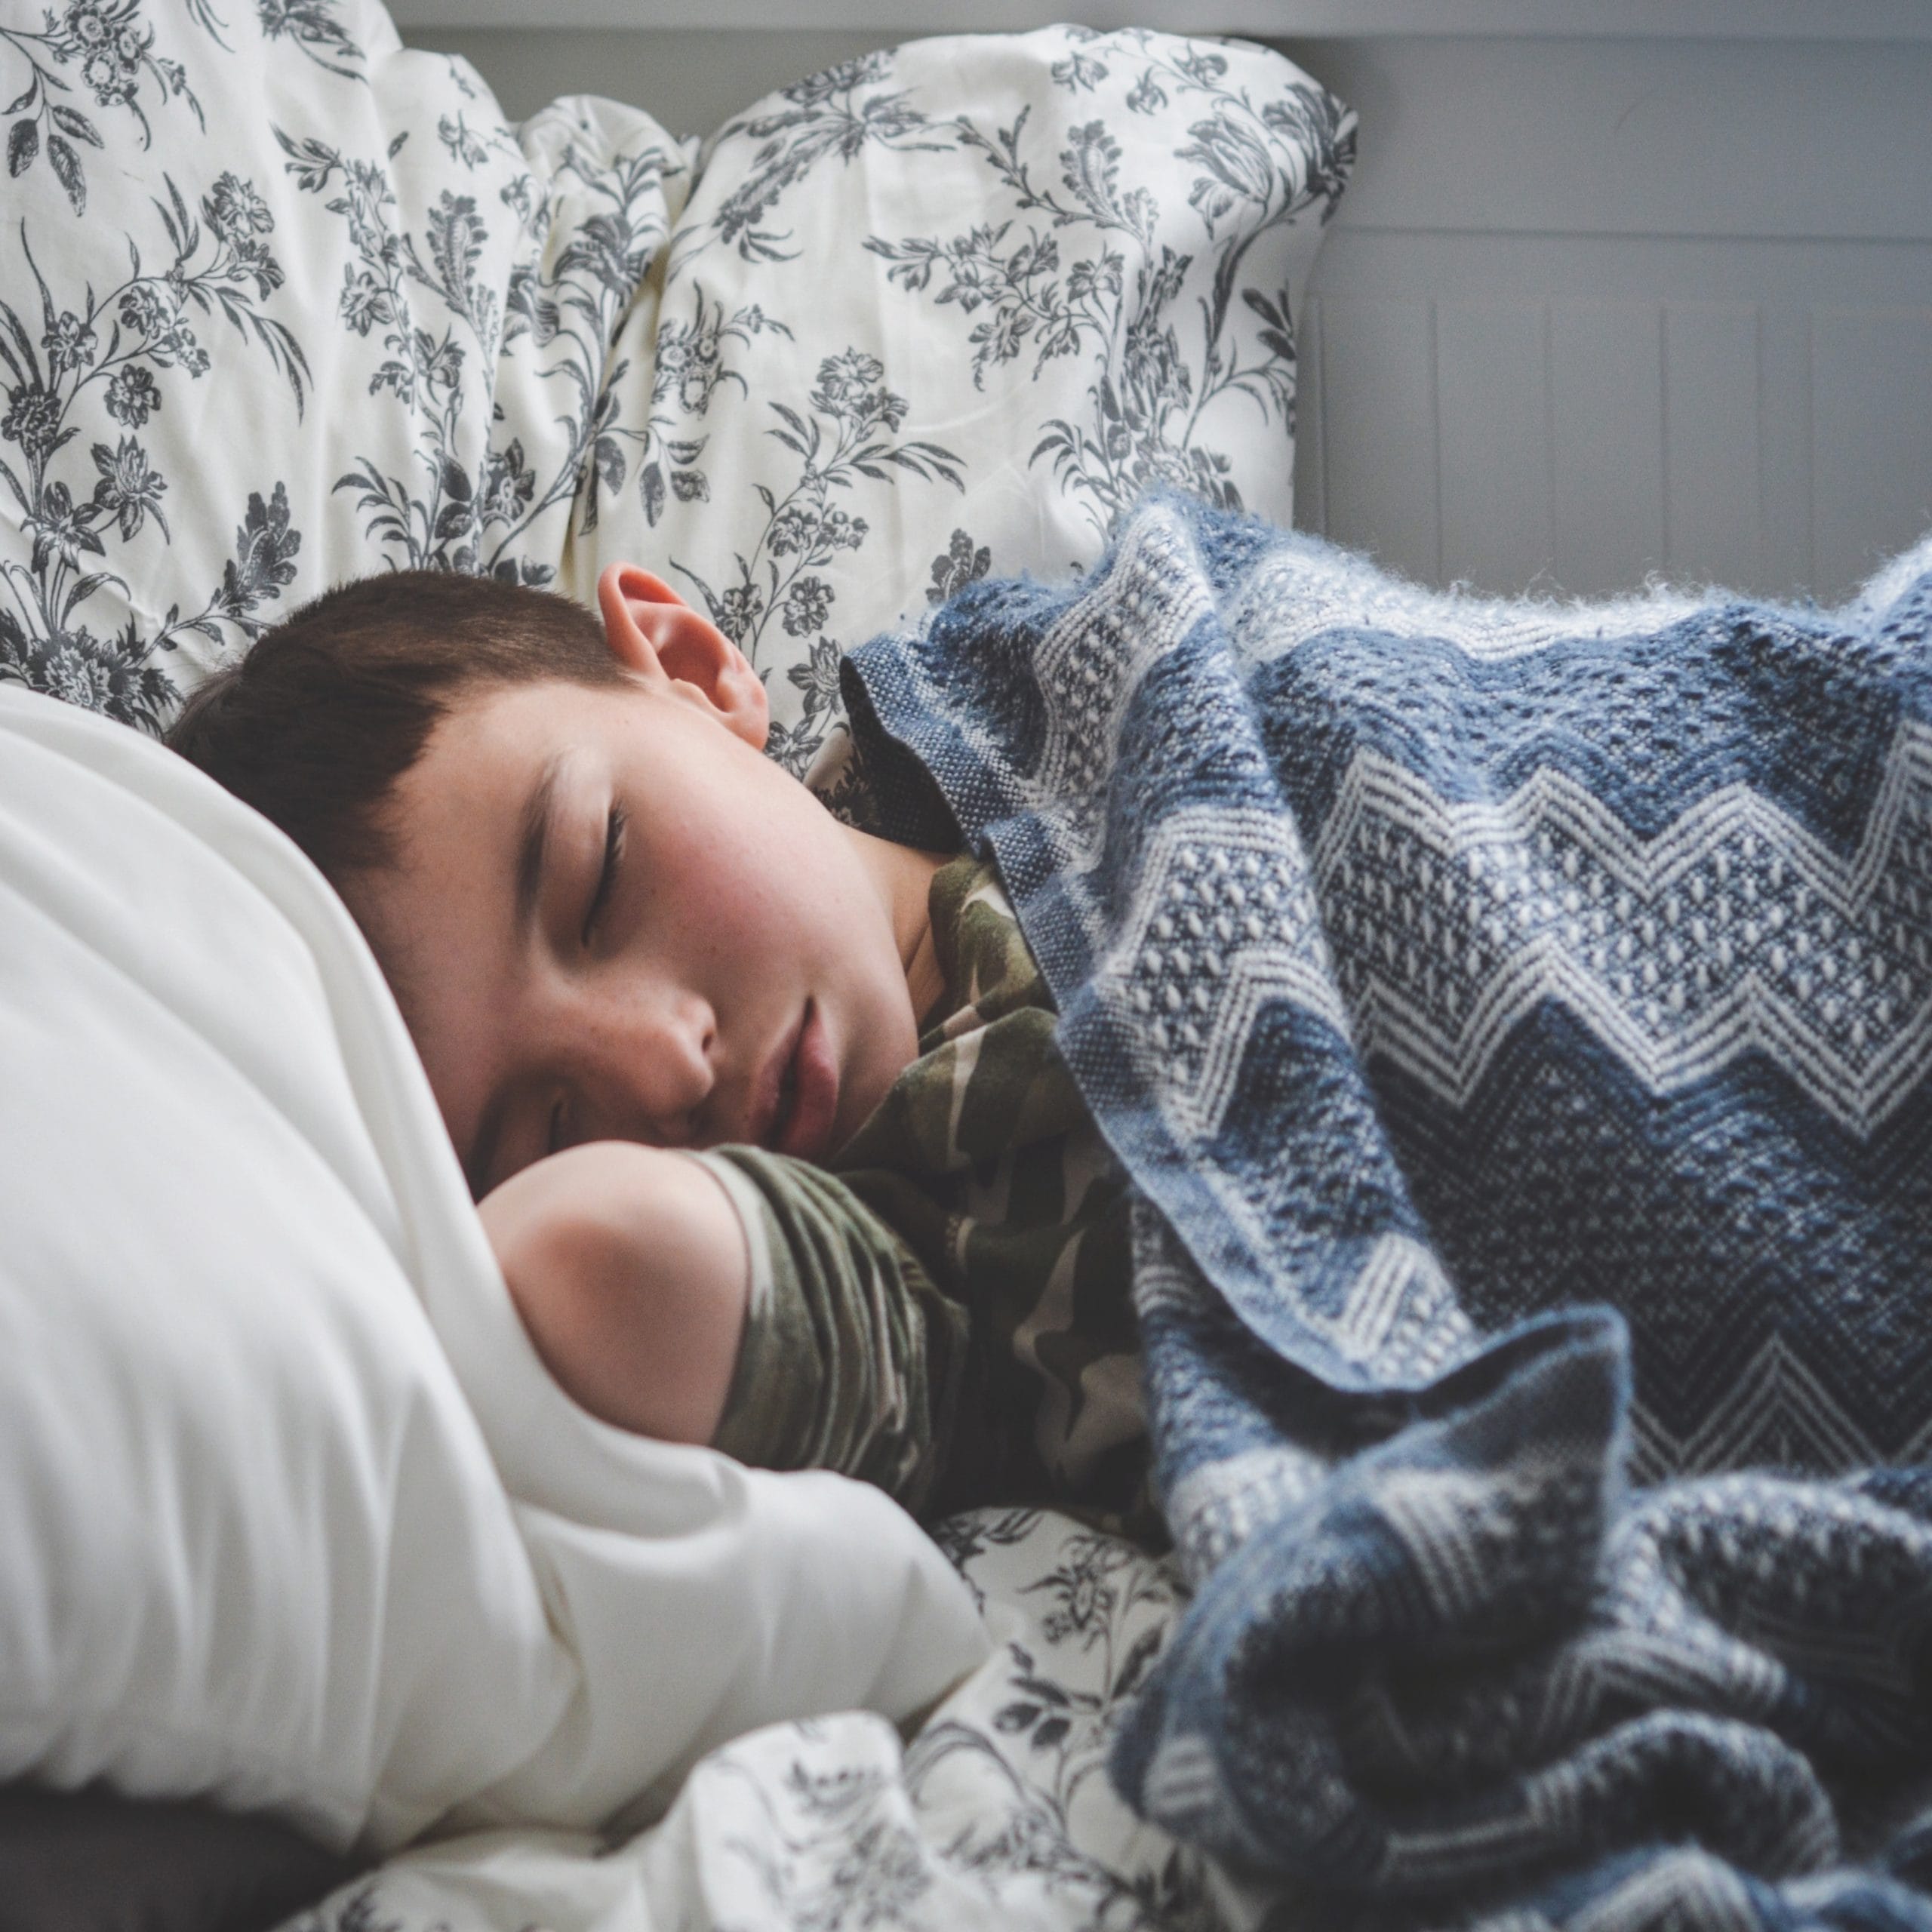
[278,1509,1266,1932]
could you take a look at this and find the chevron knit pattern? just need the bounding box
[844,494,1932,1932]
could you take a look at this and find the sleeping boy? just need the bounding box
[168,563,1149,1526]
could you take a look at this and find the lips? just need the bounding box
[758,999,839,1162]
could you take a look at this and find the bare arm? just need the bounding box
[478,1141,750,1445]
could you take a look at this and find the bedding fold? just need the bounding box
[0,686,987,1854]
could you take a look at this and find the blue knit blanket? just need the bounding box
[844,494,1932,1932]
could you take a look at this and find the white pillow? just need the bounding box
[562,26,1355,780]
[0,686,986,1853]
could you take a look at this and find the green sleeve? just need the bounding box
[688,1146,971,1518]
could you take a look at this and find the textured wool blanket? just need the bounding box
[843,494,1932,1932]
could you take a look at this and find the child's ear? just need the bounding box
[595,562,768,752]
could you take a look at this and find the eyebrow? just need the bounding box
[466,752,566,1198]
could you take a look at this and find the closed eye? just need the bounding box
[583,803,626,944]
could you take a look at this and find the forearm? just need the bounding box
[480,1143,750,1445]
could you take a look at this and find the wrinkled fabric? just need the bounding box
[844,493,1932,1932]
[0,686,986,1854]
[702,856,1147,1523]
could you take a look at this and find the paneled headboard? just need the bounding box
[391,0,1932,605]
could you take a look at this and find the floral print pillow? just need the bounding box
[0,0,689,728]
[570,29,1354,785]
[0,6,1352,761]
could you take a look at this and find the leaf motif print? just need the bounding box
[46,130,84,212]
[218,481,300,617]
[0,155,308,726]
[1059,122,1151,243]
[688,51,961,266]
[668,346,964,776]
[254,0,365,82]
[582,284,786,538]
[435,110,491,171]
[927,528,992,605]
[872,30,1353,537]
[411,192,497,357]
[287,115,687,583]
[1,0,212,219]
[285,130,485,566]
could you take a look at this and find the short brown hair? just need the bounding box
[168,571,626,881]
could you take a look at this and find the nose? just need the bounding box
[554,977,718,1149]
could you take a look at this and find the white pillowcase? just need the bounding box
[0,687,986,1853]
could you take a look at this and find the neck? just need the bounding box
[846,826,950,1025]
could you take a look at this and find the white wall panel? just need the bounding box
[1811,309,1932,598]
[1312,295,1438,581]
[1285,38,1932,246]
[1662,303,1765,592]
[1436,302,1552,592]
[1291,295,1326,540]
[1284,32,1932,601]
[1549,302,1666,593]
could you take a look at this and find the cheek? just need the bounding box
[651,826,798,971]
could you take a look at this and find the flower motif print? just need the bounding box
[1178,108,1275,232]
[782,574,832,637]
[91,435,168,540]
[2,0,208,216]
[869,34,1352,535]
[26,481,102,574]
[2,146,307,728]
[3,383,65,460]
[204,171,272,245]
[808,348,906,433]
[43,313,98,377]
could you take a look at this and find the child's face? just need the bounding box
[346,568,928,1198]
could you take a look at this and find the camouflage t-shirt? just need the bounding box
[694,854,1147,1522]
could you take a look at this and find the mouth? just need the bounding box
[758,999,839,1161]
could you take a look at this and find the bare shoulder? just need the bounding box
[478,1140,706,1273]
[477,1142,750,1444]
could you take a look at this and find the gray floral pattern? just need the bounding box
[0,0,689,724]
[595,25,1355,780]
[687,51,958,266]
[281,1510,1215,1932]
[871,39,1351,534]
[0,160,305,724]
[0,7,1349,814]
[2,0,211,217]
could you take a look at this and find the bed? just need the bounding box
[3,5,1930,1931]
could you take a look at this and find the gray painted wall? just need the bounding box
[403,24,1932,602]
